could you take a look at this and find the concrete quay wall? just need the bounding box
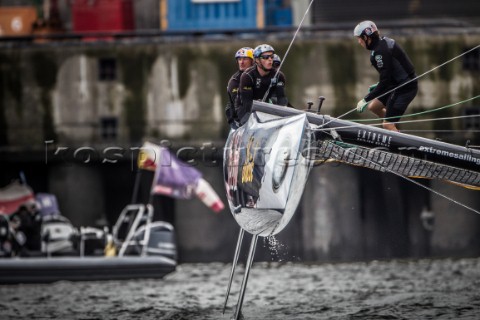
[1,32,480,262]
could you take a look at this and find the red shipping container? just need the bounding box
[72,0,134,32]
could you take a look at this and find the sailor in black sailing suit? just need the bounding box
[236,44,288,125]
[354,20,418,132]
[226,47,254,129]
[273,54,281,68]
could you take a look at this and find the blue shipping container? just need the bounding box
[161,0,264,31]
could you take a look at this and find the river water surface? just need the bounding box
[1,257,480,319]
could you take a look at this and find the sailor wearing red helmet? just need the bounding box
[226,47,254,129]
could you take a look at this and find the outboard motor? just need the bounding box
[41,215,78,256]
[127,221,177,260]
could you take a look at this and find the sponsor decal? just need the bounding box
[356,129,392,147]
[242,136,259,183]
[226,130,244,195]
[255,78,262,89]
[418,146,480,166]
[375,55,383,68]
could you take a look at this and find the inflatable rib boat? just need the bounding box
[0,255,176,284]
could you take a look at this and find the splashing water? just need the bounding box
[264,236,289,262]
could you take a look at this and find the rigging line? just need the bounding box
[341,146,480,215]
[312,114,480,133]
[365,114,480,128]
[402,130,480,133]
[368,113,480,127]
[350,95,480,123]
[261,0,315,103]
[366,44,480,107]
[321,43,480,127]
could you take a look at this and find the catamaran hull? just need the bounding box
[223,111,312,236]
[252,101,480,173]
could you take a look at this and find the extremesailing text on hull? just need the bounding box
[252,101,480,190]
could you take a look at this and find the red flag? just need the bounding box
[195,178,225,213]
[0,181,35,215]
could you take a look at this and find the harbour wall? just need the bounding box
[1,30,480,262]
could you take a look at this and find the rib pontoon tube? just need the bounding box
[0,256,176,284]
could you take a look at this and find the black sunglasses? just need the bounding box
[259,54,274,60]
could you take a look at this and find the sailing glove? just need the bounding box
[356,99,368,113]
[368,83,378,93]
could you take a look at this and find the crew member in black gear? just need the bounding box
[10,203,42,254]
[226,47,254,129]
[236,44,288,125]
[354,20,418,132]
[273,54,281,68]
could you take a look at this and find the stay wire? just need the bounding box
[340,146,480,215]
[351,94,480,123]
[256,15,480,213]
[312,113,480,132]
[310,92,480,134]
[261,0,315,103]
[366,44,480,108]
[320,43,480,127]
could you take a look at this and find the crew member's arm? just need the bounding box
[237,72,254,125]
[364,47,394,102]
[225,82,237,128]
[274,72,288,106]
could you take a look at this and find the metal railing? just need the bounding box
[1,18,478,47]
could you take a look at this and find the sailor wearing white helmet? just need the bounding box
[354,20,418,132]
[236,44,288,125]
